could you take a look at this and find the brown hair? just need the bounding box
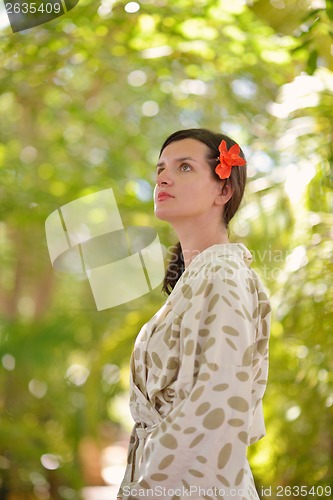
[159,128,247,295]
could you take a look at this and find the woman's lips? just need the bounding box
[157,193,174,201]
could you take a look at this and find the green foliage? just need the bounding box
[1,0,332,498]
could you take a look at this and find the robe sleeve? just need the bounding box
[127,259,270,499]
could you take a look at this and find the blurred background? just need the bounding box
[0,0,332,498]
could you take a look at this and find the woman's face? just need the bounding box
[154,138,224,223]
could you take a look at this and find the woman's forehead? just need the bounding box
[160,138,209,159]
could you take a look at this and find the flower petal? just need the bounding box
[219,140,227,154]
[228,143,241,156]
[215,162,232,180]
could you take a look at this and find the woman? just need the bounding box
[117,128,271,500]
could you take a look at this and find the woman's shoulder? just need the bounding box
[168,243,270,305]
[180,243,252,281]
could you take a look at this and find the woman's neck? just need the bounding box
[173,221,230,269]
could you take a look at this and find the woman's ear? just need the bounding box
[215,179,234,206]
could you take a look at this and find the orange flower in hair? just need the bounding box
[215,140,246,180]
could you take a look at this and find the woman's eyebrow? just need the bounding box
[156,156,197,168]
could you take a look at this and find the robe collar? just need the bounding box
[185,243,253,271]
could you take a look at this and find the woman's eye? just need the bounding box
[180,164,191,171]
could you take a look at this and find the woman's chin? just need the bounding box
[155,212,169,221]
[154,210,172,221]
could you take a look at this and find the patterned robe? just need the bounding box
[118,243,271,500]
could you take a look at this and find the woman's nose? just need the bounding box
[157,169,174,186]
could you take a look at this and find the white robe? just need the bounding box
[118,243,271,500]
